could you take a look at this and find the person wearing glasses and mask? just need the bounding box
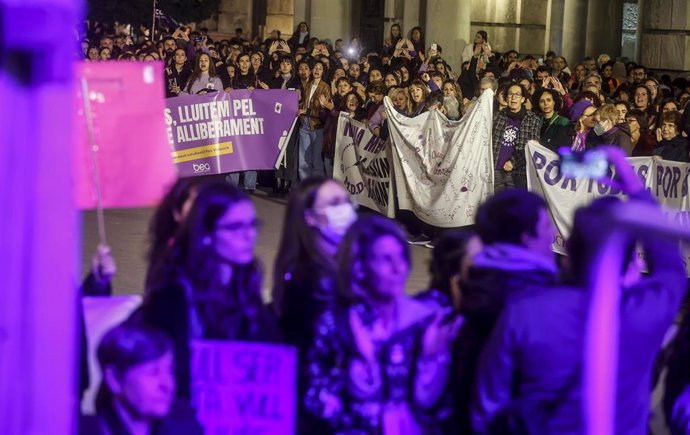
[272,178,358,435]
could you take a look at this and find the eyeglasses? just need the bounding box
[507,92,523,99]
[216,219,263,233]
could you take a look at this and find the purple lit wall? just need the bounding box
[0,1,80,434]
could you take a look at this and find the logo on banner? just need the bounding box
[193,163,211,173]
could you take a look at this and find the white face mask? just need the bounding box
[319,203,357,243]
[593,121,608,136]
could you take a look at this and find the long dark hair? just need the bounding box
[185,52,217,92]
[153,182,264,339]
[95,322,173,413]
[146,178,200,289]
[428,230,477,301]
[272,178,338,316]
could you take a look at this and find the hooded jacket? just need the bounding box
[586,121,634,156]
[453,244,559,434]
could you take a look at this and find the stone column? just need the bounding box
[639,0,690,71]
[425,0,471,73]
[265,0,294,39]
[309,0,352,43]
[402,0,421,36]
[547,0,566,55]
[217,0,253,36]
[585,0,624,58]
[561,0,588,64]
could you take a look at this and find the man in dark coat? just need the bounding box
[472,147,686,435]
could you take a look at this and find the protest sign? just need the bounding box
[191,340,297,435]
[333,113,395,216]
[526,141,690,273]
[526,140,653,250]
[81,295,143,414]
[74,62,177,209]
[166,90,299,177]
[384,90,494,227]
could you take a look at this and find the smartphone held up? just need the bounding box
[558,147,611,180]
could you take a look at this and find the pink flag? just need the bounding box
[73,61,177,209]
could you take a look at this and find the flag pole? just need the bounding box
[151,0,156,41]
[80,76,107,246]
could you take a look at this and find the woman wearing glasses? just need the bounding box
[141,182,280,401]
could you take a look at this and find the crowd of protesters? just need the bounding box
[77,21,690,435]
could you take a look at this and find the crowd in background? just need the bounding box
[76,21,690,435]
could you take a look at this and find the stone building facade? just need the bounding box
[204,0,689,75]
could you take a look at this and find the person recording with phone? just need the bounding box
[473,146,686,435]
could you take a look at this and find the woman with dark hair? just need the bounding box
[627,109,657,156]
[269,54,300,89]
[461,30,489,64]
[633,84,658,130]
[141,182,279,400]
[662,98,680,114]
[653,110,689,162]
[383,23,403,56]
[165,48,191,97]
[183,52,222,94]
[305,215,460,435]
[534,87,572,151]
[273,178,357,434]
[231,52,256,90]
[600,60,620,96]
[418,230,483,310]
[297,59,312,90]
[288,21,310,51]
[298,61,331,179]
[145,178,200,288]
[80,322,202,435]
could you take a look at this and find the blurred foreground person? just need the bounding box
[141,182,279,400]
[80,322,202,435]
[272,178,357,434]
[454,189,558,434]
[305,215,461,435]
[472,147,685,435]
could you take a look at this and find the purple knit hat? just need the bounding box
[569,100,594,123]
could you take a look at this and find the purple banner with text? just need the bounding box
[165,90,298,177]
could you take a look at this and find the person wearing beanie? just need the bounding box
[569,100,596,152]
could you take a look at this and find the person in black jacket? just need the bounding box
[454,189,559,434]
[533,87,571,151]
[140,182,280,400]
[653,110,690,162]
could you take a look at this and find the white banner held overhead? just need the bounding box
[385,89,495,227]
[333,113,395,217]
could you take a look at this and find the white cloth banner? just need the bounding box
[526,140,690,273]
[385,89,495,227]
[333,113,395,217]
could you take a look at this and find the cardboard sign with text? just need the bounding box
[191,340,297,435]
